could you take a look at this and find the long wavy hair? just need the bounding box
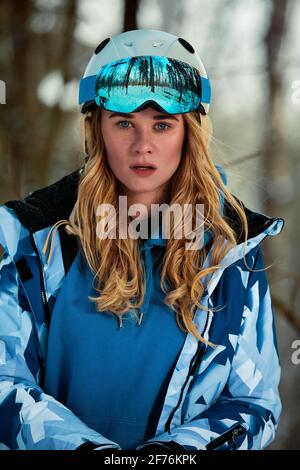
[60,107,248,345]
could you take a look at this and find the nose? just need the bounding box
[131,127,153,154]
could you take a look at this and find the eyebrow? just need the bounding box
[108,112,179,122]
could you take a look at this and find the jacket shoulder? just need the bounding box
[3,169,81,234]
[223,196,285,242]
[0,169,81,259]
[0,205,30,258]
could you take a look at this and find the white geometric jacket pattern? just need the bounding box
[0,169,284,450]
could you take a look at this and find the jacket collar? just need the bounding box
[4,167,280,241]
[5,169,81,233]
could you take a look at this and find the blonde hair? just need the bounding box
[54,107,248,345]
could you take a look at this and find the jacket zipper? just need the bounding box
[164,313,210,433]
[205,422,247,450]
[162,216,281,435]
[29,231,51,326]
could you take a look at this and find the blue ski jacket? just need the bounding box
[0,168,284,450]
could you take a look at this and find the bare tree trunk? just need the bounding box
[262,0,288,263]
[6,1,32,198]
[31,0,78,189]
[123,0,139,31]
[0,0,79,199]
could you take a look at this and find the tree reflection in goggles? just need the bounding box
[85,56,211,115]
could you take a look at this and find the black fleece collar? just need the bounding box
[4,168,277,240]
[5,169,81,233]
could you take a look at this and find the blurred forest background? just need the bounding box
[0,0,299,450]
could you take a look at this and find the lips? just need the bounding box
[130,166,157,176]
[130,163,157,169]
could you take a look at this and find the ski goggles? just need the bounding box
[79,55,211,115]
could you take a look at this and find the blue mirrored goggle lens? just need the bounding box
[92,56,210,114]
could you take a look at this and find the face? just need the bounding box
[100,106,185,211]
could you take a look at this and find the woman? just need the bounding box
[0,29,284,451]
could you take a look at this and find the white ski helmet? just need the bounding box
[79,29,211,115]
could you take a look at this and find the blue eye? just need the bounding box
[118,120,132,129]
[156,123,169,131]
[116,121,170,131]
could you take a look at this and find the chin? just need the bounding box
[125,180,158,192]
[130,187,157,195]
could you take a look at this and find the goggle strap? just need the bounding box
[79,75,97,104]
[200,77,211,104]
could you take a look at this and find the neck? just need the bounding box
[123,184,171,220]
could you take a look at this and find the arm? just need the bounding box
[0,250,121,450]
[137,246,281,450]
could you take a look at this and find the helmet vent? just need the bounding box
[95,37,110,55]
[178,37,195,54]
[124,41,133,46]
[153,41,163,47]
